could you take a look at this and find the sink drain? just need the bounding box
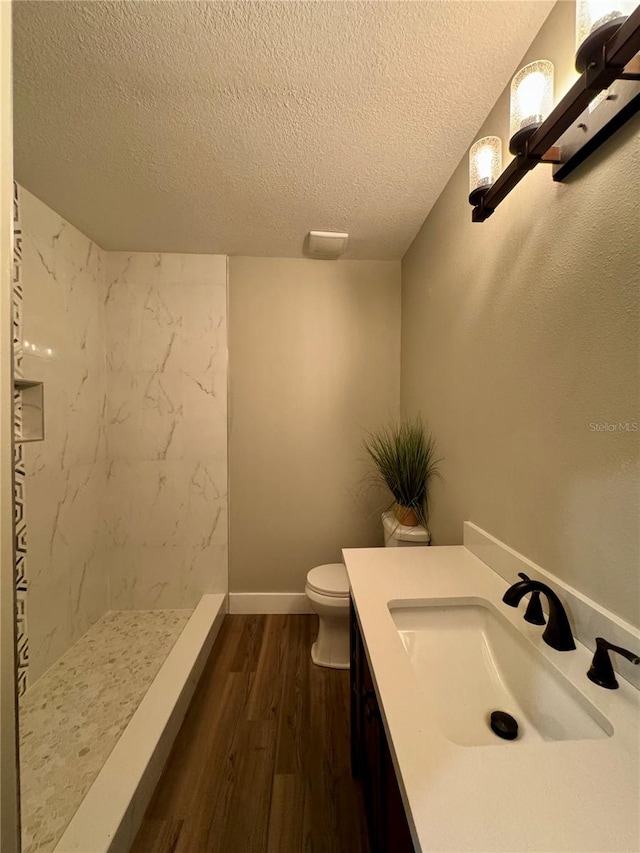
[489,710,519,740]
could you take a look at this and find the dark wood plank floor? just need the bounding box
[132,615,371,853]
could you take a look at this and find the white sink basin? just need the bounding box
[389,597,613,747]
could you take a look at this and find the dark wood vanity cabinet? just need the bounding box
[350,600,415,853]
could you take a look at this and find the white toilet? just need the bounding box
[305,563,351,669]
[305,512,430,669]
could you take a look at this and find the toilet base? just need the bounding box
[310,615,350,670]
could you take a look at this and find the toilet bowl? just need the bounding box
[305,563,350,670]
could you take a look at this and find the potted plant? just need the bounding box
[362,417,440,529]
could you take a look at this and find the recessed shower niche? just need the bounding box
[14,379,44,442]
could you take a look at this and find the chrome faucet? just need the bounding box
[502,579,576,651]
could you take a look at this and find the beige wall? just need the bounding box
[401,1,640,626]
[229,257,400,593]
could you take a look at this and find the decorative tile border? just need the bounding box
[13,181,29,696]
[12,182,22,373]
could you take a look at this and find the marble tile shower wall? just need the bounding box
[19,187,229,685]
[20,188,108,683]
[104,253,228,609]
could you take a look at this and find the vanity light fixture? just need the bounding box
[576,0,637,71]
[468,4,640,222]
[468,137,502,206]
[509,61,554,154]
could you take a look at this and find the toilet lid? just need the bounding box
[307,563,349,598]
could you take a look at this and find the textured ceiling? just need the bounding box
[13,1,553,259]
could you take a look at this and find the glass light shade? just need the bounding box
[576,0,634,50]
[575,1,636,71]
[509,60,554,153]
[469,137,502,199]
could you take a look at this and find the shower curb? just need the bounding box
[53,593,227,853]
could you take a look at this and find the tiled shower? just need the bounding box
[13,185,228,852]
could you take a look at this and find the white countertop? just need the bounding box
[343,545,640,853]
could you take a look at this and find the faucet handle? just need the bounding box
[517,573,546,626]
[587,637,640,689]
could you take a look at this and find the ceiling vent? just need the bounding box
[307,231,349,260]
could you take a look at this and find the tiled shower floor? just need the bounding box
[19,609,192,853]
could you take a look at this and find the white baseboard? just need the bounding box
[228,592,313,615]
[55,593,226,853]
[463,521,640,691]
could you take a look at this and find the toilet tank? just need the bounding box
[382,511,430,547]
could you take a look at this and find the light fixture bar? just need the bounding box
[603,1,640,67]
[472,4,640,222]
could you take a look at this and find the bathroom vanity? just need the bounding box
[350,599,414,853]
[343,528,640,853]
